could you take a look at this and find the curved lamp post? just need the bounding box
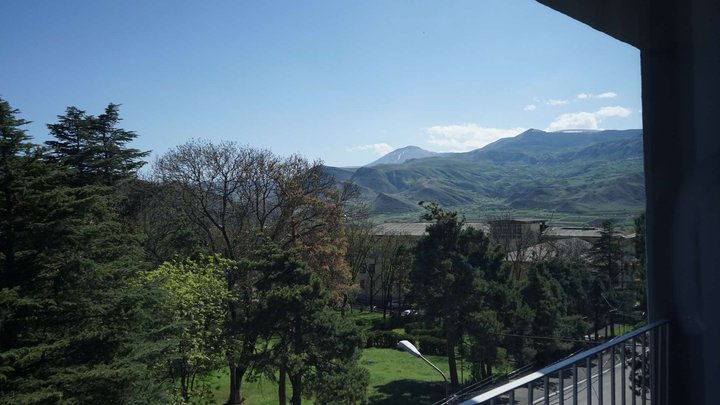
[397,340,450,399]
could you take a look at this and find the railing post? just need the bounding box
[642,333,647,405]
[611,346,616,405]
[621,341,626,405]
[528,381,534,404]
[598,352,603,405]
[632,336,637,405]
[572,363,578,405]
[663,323,669,405]
[587,357,592,405]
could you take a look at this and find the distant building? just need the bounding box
[542,226,603,243]
[371,222,490,238]
[487,218,548,252]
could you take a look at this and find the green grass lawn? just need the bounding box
[362,348,453,405]
[208,347,457,404]
[345,310,385,330]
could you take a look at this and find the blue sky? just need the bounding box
[0,0,641,167]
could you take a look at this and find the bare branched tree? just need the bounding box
[152,140,356,404]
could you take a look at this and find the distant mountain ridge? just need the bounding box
[327,129,644,217]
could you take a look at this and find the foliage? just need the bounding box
[0,98,166,404]
[590,219,633,337]
[521,263,570,364]
[308,362,370,405]
[416,335,446,356]
[245,242,368,405]
[408,202,504,388]
[154,140,354,301]
[365,330,416,350]
[154,141,359,402]
[46,103,149,186]
[139,255,232,403]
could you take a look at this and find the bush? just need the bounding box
[417,335,446,356]
[365,330,416,349]
[406,328,441,336]
[403,322,425,334]
[371,314,406,331]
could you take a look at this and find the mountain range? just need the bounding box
[325,128,645,219]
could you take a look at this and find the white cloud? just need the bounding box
[347,143,394,155]
[576,91,618,100]
[546,99,569,106]
[595,106,632,117]
[426,124,526,152]
[523,104,537,111]
[546,106,632,131]
[597,92,618,99]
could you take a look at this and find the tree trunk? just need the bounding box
[278,363,287,405]
[382,284,391,319]
[229,365,241,405]
[340,293,348,317]
[446,337,459,390]
[290,373,302,405]
[369,275,374,311]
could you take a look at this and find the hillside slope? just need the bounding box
[326,129,645,218]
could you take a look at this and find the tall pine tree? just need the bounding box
[409,202,504,389]
[46,103,148,186]
[0,99,167,403]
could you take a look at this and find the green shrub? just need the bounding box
[371,314,406,331]
[417,335,446,356]
[403,322,425,334]
[366,330,416,349]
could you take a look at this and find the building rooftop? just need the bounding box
[543,226,603,239]
[372,222,490,236]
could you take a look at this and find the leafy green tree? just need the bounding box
[408,202,503,389]
[248,243,368,405]
[521,263,569,364]
[155,141,358,404]
[590,219,630,336]
[470,266,533,377]
[308,362,370,405]
[139,255,232,403]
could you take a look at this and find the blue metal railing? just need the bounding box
[445,320,669,405]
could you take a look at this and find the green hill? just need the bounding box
[325,129,645,222]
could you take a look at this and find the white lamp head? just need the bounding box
[397,340,422,358]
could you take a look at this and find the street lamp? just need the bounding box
[397,340,450,399]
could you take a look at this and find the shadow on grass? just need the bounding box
[369,379,446,405]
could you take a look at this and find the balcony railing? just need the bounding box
[448,320,668,405]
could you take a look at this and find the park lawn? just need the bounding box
[345,310,384,330]
[207,368,305,405]
[208,348,458,404]
[362,348,454,405]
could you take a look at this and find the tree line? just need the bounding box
[0,98,367,404]
[0,97,647,403]
[356,202,646,390]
